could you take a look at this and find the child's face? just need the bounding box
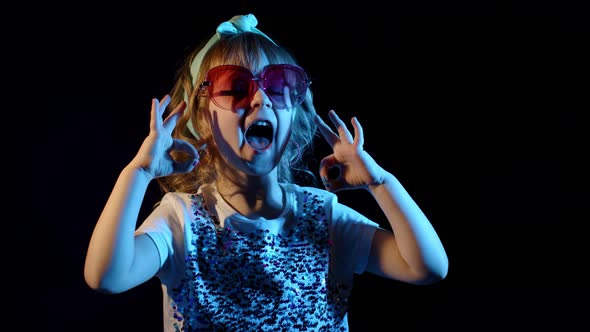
[206,56,296,177]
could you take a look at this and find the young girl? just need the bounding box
[84,14,448,331]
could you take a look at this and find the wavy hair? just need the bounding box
[156,32,318,194]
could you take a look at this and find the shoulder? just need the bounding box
[281,183,337,204]
[281,183,341,219]
[154,191,197,215]
[159,191,191,206]
[285,184,378,225]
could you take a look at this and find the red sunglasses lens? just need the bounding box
[205,66,255,110]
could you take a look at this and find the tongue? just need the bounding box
[246,136,271,150]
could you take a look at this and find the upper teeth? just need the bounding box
[253,120,270,127]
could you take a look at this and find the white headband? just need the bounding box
[184,14,277,138]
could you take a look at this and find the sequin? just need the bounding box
[168,191,350,331]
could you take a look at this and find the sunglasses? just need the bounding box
[199,64,311,110]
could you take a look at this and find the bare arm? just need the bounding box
[84,96,198,293]
[84,166,160,293]
[366,173,448,284]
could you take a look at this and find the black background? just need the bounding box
[13,0,589,331]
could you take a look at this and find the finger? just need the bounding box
[163,101,187,134]
[150,98,159,131]
[318,156,343,191]
[160,95,172,124]
[158,95,172,116]
[173,158,199,175]
[314,114,339,147]
[172,138,200,158]
[171,139,201,174]
[351,116,364,148]
[328,110,354,144]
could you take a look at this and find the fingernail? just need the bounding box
[321,176,331,188]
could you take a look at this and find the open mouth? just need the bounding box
[245,120,273,150]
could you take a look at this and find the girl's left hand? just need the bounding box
[315,110,385,192]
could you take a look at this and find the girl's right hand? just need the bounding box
[129,95,200,179]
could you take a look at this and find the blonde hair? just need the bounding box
[156,32,318,194]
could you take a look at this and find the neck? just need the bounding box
[216,171,284,219]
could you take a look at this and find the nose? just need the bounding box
[250,86,273,109]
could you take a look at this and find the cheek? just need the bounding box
[209,109,244,146]
[277,110,296,140]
